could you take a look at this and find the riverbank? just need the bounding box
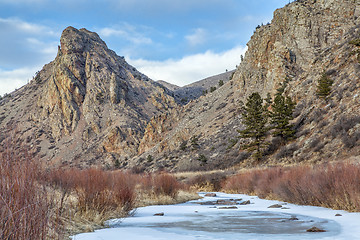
[72,192,360,240]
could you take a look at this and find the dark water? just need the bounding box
[144,211,339,235]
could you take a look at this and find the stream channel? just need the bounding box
[72,192,343,240]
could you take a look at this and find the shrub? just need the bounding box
[190,136,199,150]
[197,154,208,165]
[223,162,360,211]
[227,138,238,149]
[188,172,228,191]
[179,140,187,151]
[349,38,360,46]
[44,168,136,216]
[341,130,360,148]
[0,147,58,239]
[275,143,298,159]
[153,173,181,198]
[330,115,360,139]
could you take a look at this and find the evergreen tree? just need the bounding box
[270,95,296,141]
[238,92,269,161]
[270,80,296,141]
[218,80,224,87]
[316,72,333,99]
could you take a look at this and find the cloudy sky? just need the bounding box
[0,0,289,95]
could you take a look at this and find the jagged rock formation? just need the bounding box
[0,27,177,168]
[1,0,360,171]
[134,0,360,171]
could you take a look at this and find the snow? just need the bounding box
[71,192,360,240]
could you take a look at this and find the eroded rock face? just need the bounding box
[233,0,360,98]
[0,27,178,167]
[135,0,360,171]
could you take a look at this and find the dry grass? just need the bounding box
[136,190,200,207]
[175,169,232,192]
[222,162,360,212]
[42,168,199,237]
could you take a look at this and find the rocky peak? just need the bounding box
[0,26,178,168]
[60,27,107,55]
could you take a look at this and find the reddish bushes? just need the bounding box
[0,151,57,239]
[223,162,360,211]
[44,169,184,217]
[44,168,137,215]
[153,173,182,198]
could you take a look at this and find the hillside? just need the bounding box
[0,0,359,171]
[135,0,360,171]
[0,27,178,168]
[159,70,236,103]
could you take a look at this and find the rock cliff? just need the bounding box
[0,27,178,167]
[135,0,360,171]
[1,0,359,171]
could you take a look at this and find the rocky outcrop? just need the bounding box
[1,0,359,171]
[0,27,178,167]
[135,0,360,171]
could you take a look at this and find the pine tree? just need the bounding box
[270,95,295,141]
[238,92,269,161]
[270,80,296,141]
[316,72,333,99]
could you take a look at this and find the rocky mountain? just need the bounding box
[157,80,180,92]
[1,0,360,171]
[158,70,235,104]
[133,0,360,171]
[0,27,178,168]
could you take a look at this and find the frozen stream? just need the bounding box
[72,192,360,240]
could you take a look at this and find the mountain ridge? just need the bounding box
[1,0,360,171]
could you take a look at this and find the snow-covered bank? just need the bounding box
[72,192,360,240]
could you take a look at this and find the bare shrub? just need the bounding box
[330,115,360,139]
[153,173,182,198]
[293,100,306,118]
[222,162,360,211]
[275,143,298,159]
[44,168,136,216]
[318,119,329,128]
[264,137,282,155]
[341,130,360,148]
[187,172,228,191]
[309,137,321,149]
[307,108,325,124]
[295,128,310,138]
[0,146,58,239]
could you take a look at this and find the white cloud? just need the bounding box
[0,17,57,36]
[99,25,153,45]
[0,67,41,96]
[0,17,58,69]
[127,45,247,86]
[185,28,207,46]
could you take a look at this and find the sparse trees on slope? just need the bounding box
[316,72,333,99]
[238,92,269,161]
[270,81,296,142]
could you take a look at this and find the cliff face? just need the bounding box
[135,0,360,171]
[1,0,359,171]
[0,27,178,167]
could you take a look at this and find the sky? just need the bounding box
[0,0,289,96]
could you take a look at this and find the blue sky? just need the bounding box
[0,0,289,95]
